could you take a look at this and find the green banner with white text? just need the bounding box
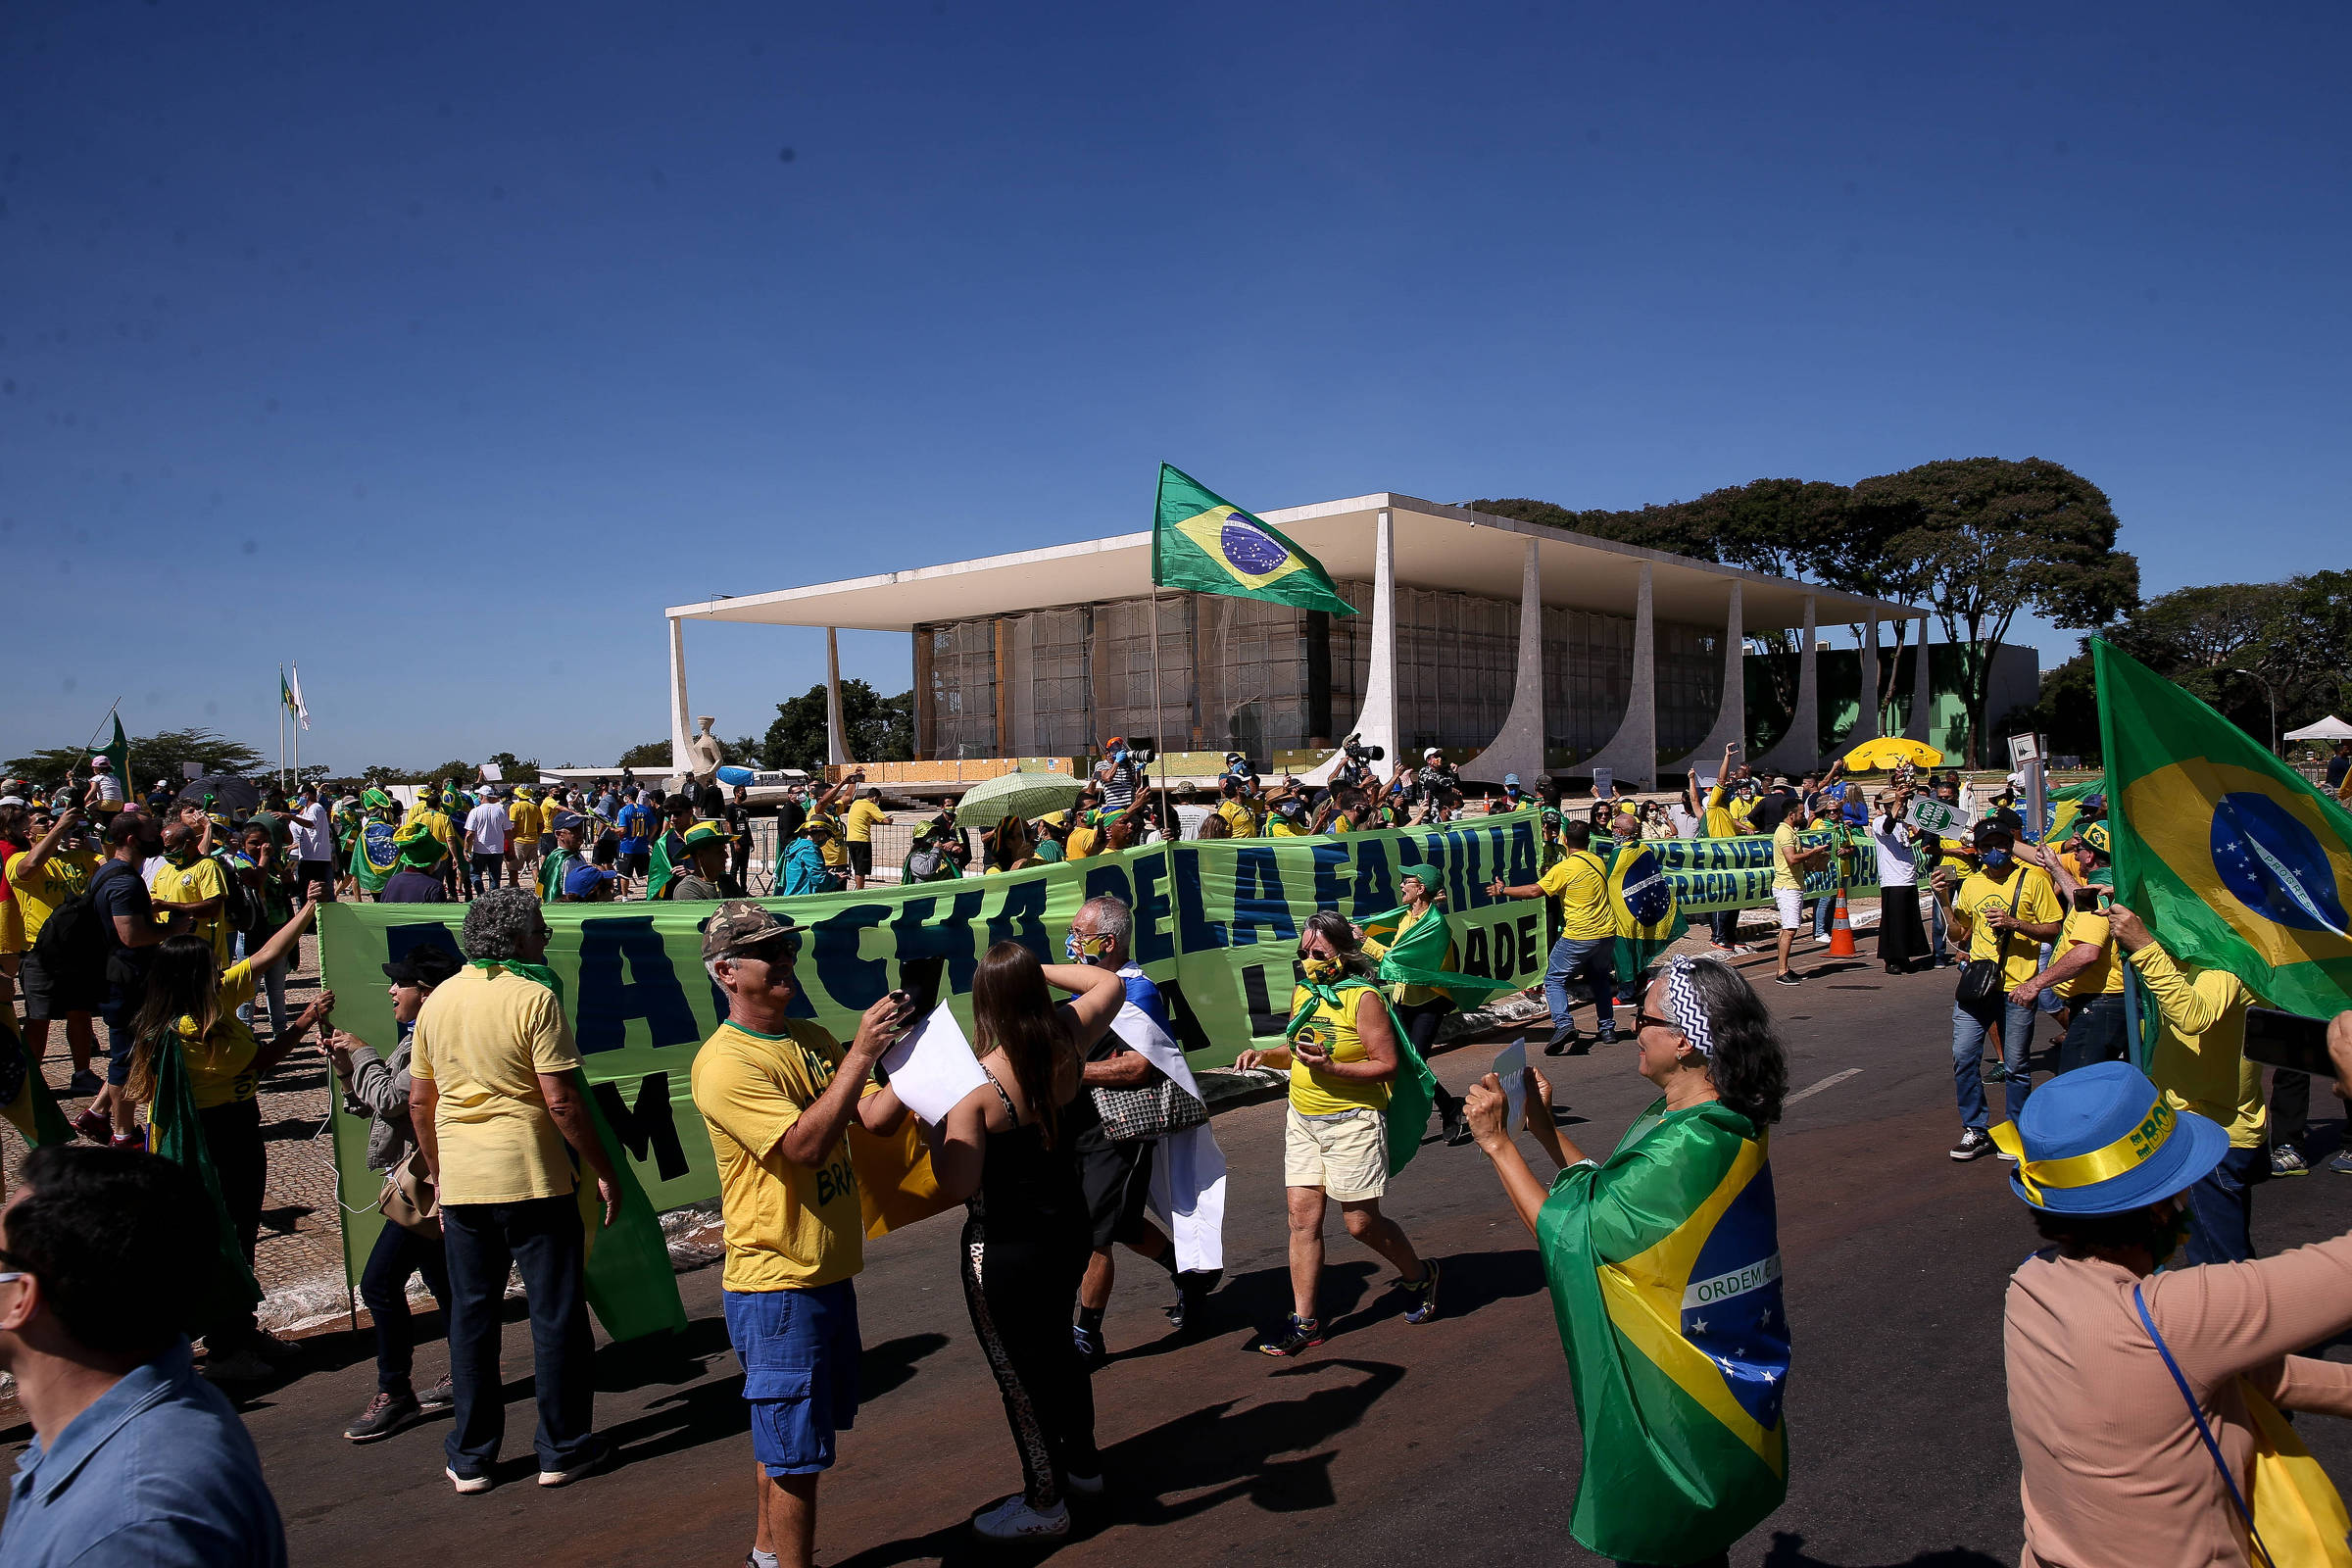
[317,810,1876,1288]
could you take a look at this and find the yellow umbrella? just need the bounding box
[1841,736,1943,771]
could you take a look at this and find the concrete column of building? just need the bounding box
[1570,563,1657,790]
[825,627,851,767]
[1755,593,1821,773]
[1463,536,1546,784]
[666,616,693,775]
[1903,618,1936,743]
[1664,581,1745,776]
[1301,506,1399,785]
[1850,616,1884,746]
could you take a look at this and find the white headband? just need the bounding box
[1663,955,1725,1058]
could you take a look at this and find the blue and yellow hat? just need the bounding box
[1988,1061,2228,1213]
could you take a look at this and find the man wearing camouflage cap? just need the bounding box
[689,902,913,1568]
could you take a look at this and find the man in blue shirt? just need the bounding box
[615,790,655,882]
[0,1144,288,1566]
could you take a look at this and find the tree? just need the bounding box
[2019,648,2102,764]
[615,741,673,771]
[2097,573,2352,750]
[357,763,411,785]
[485,750,540,777]
[1856,458,2138,765]
[422,759,475,786]
[8,727,273,789]
[759,682,914,772]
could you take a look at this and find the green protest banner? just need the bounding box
[317,809,1877,1294]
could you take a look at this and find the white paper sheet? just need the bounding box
[1494,1037,1528,1134]
[879,1006,990,1124]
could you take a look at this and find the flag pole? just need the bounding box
[1149,589,1171,841]
[278,667,287,790]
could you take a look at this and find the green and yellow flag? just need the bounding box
[1152,464,1355,615]
[1606,838,1689,978]
[1360,905,1520,1002]
[349,819,400,895]
[0,1011,74,1153]
[2095,638,2352,1018]
[1539,1101,1788,1562]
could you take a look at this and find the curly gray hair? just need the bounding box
[462,888,543,961]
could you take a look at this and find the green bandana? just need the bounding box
[470,958,566,1004]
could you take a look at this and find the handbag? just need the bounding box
[1090,1071,1207,1144]
[376,1146,442,1239]
[2134,1283,2352,1567]
[1954,874,2027,1013]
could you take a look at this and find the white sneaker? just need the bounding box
[445,1466,493,1495]
[538,1438,612,1488]
[971,1494,1071,1542]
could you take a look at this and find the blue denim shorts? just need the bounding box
[723,1279,861,1476]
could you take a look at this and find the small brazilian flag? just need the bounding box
[2095,638,2352,1018]
[1607,839,1688,978]
[1152,464,1356,615]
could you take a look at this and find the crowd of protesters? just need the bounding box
[7,733,2352,1568]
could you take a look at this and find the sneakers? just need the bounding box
[72,1108,112,1145]
[2273,1145,2311,1178]
[1438,1099,1469,1146]
[538,1436,612,1489]
[1594,1027,1618,1046]
[1399,1257,1442,1325]
[1950,1128,1995,1162]
[1166,1271,1216,1334]
[417,1375,456,1412]
[66,1069,103,1097]
[445,1466,494,1495]
[971,1494,1071,1542]
[1773,971,1801,987]
[1542,1030,1574,1057]
[1254,1314,1324,1357]
[1072,1323,1107,1370]
[344,1391,423,1443]
[108,1129,146,1152]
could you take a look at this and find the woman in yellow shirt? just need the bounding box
[1233,911,1440,1356]
[128,899,331,1379]
[1361,871,1470,1146]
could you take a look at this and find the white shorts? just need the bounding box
[1774,888,1805,929]
[1284,1106,1389,1201]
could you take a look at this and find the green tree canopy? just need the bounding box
[759,681,914,772]
[5,727,270,789]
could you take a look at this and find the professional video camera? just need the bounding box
[1340,733,1385,765]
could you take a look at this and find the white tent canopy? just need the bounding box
[2285,715,2352,742]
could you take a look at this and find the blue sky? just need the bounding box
[6,1,2346,773]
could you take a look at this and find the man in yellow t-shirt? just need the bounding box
[692,902,909,1562]
[1214,778,1259,839]
[408,888,621,1489]
[508,790,543,885]
[841,789,888,890]
[2008,831,2128,1075]
[150,821,232,967]
[1942,824,2063,1162]
[1769,812,1830,987]
[8,803,103,1091]
[1489,820,1618,1055]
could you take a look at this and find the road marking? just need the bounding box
[1785,1067,1862,1105]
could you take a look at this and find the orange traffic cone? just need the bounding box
[1828,885,1858,956]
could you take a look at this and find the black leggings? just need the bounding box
[1395,998,1461,1118]
[960,1216,1097,1508]
[361,1214,451,1395]
[198,1098,266,1348]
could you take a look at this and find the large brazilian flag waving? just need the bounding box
[1152,464,1356,615]
[2095,638,2352,1018]
[1539,1101,1788,1563]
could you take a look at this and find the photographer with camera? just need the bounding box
[1332,734,1385,796]
[1413,747,1457,807]
[1095,739,1147,819]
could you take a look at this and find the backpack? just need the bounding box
[29,877,110,989]
[212,853,267,935]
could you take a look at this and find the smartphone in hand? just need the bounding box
[891,956,946,1030]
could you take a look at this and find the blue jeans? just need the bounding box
[1952,1001,2035,1131]
[362,1215,451,1396]
[442,1193,596,1476]
[2057,994,2128,1075]
[1929,898,1950,963]
[2182,1145,2265,1266]
[1544,936,1617,1043]
[1710,907,1741,947]
[1812,894,1835,939]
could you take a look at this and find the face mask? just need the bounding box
[1063,931,1114,966]
[1300,956,1342,982]
[1982,849,2012,871]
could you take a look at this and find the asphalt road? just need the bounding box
[35,951,2352,1567]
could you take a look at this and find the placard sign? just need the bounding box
[1904,794,1968,839]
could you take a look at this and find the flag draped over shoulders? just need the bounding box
[148,1038,266,1330]
[1359,904,1519,1001]
[0,1011,74,1154]
[1537,1099,1789,1563]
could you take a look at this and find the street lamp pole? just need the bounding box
[2223,667,2278,754]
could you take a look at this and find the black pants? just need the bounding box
[442,1194,596,1475]
[960,1215,1097,1508]
[1395,998,1460,1121]
[198,1098,266,1349]
[297,858,337,902]
[361,1214,451,1396]
[2272,1066,2312,1150]
[1876,887,1925,970]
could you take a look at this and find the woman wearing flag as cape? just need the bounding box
[1360,871,1521,1148]
[1464,955,1790,1567]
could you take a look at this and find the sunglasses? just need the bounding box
[1631,1008,1678,1034]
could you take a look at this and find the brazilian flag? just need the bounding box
[0,1011,74,1152]
[1152,464,1355,615]
[2041,774,2106,848]
[1539,1100,1788,1562]
[2095,638,2352,1017]
[1607,839,1688,979]
[149,1037,267,1329]
[1360,905,1520,1002]
[350,819,400,896]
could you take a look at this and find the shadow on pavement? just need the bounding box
[1760,1534,2005,1567]
[826,1356,1407,1568]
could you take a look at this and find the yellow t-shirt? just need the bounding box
[509,798,542,841]
[844,799,888,844]
[1537,849,1614,941]
[1216,800,1257,839]
[1771,821,1805,894]
[2129,945,2266,1149]
[2057,908,2124,999]
[1955,865,2063,987]
[151,856,231,966]
[810,812,850,867]
[1286,984,1392,1115]
[1066,824,1102,860]
[1267,817,1305,837]
[691,1019,871,1292]
[1703,785,1740,839]
[410,965,585,1204]
[6,848,96,947]
[171,959,263,1108]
